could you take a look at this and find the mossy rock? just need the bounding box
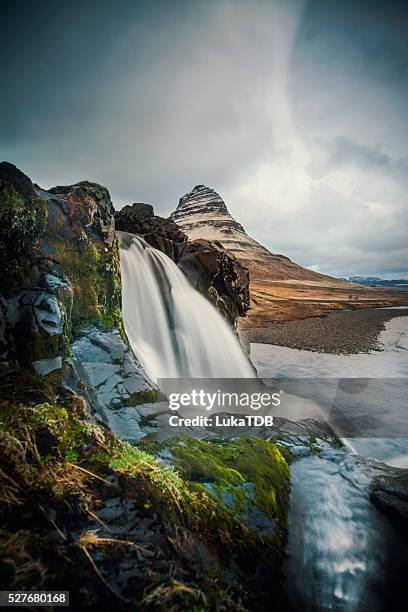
[0,165,125,370]
[0,368,291,610]
[42,225,121,329]
[0,181,47,294]
[146,435,291,540]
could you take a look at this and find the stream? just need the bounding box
[250,314,408,611]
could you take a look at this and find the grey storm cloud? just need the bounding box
[0,0,407,278]
[326,138,395,171]
[323,137,408,184]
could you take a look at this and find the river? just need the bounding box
[250,313,408,611]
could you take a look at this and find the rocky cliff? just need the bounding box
[114,202,187,260]
[115,202,250,324]
[0,162,155,423]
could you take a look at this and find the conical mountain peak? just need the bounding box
[169,186,350,287]
[170,185,245,235]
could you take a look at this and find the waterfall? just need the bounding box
[118,231,254,384]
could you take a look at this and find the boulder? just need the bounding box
[38,183,119,326]
[115,202,187,259]
[0,162,47,294]
[147,434,290,539]
[177,238,250,321]
[68,326,158,420]
[371,468,408,527]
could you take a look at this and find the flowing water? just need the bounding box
[284,450,407,611]
[118,231,254,385]
[118,234,406,611]
[251,315,408,611]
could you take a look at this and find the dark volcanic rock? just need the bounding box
[67,326,154,420]
[0,162,47,286]
[47,181,116,246]
[115,203,187,259]
[0,163,50,365]
[116,201,154,219]
[176,238,250,320]
[0,161,37,199]
[371,469,408,527]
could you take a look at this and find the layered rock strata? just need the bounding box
[170,184,340,283]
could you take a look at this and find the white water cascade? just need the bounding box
[118,231,254,384]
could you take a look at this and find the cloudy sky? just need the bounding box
[1,0,407,278]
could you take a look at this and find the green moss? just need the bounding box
[121,389,163,407]
[43,225,122,329]
[146,435,290,536]
[106,441,185,501]
[99,306,122,330]
[0,402,89,463]
[273,442,295,462]
[0,393,183,515]
[0,377,290,608]
[24,333,61,364]
[272,431,343,461]
[46,242,100,323]
[91,432,284,548]
[0,185,47,293]
[0,368,57,406]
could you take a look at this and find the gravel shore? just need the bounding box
[240,308,408,355]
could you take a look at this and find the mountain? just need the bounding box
[170,185,408,326]
[170,185,346,283]
[348,276,408,290]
